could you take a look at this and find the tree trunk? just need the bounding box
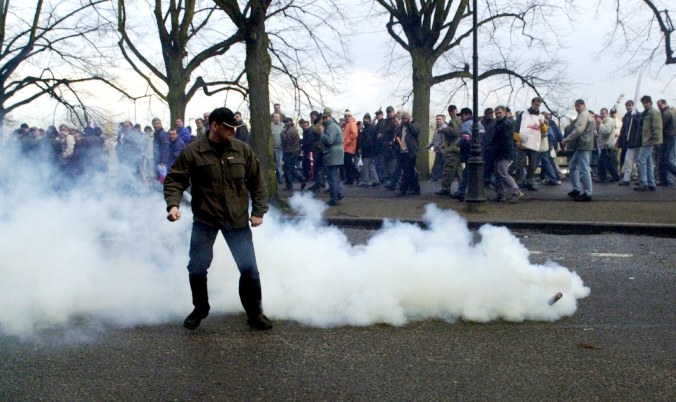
[167,89,187,127]
[411,52,433,180]
[166,62,189,125]
[244,17,277,202]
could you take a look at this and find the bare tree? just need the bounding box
[0,0,132,132]
[214,0,347,201]
[116,0,246,125]
[375,0,568,177]
[608,0,675,69]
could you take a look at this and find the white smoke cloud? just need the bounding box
[0,148,590,338]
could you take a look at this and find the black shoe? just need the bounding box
[567,190,581,198]
[574,193,592,202]
[633,185,648,191]
[526,185,538,191]
[184,308,209,330]
[300,181,307,190]
[328,200,339,206]
[247,314,273,330]
[384,185,396,191]
[371,183,380,187]
[435,190,450,196]
[618,181,630,186]
[649,186,657,191]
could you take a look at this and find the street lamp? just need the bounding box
[465,0,486,210]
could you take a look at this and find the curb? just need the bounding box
[325,217,676,237]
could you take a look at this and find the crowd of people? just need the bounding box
[271,96,675,205]
[5,95,675,204]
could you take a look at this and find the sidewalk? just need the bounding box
[279,178,676,235]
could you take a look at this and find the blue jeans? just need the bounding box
[274,148,283,183]
[636,145,656,187]
[658,136,676,184]
[538,151,558,182]
[569,150,592,196]
[456,162,469,196]
[327,165,342,203]
[187,221,263,317]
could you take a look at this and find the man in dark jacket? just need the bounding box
[357,113,380,187]
[618,100,641,186]
[164,107,272,331]
[152,117,169,170]
[481,107,496,187]
[234,112,252,145]
[281,117,306,190]
[657,99,676,186]
[382,106,398,184]
[491,106,523,203]
[394,111,420,196]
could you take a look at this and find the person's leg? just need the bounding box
[456,164,469,198]
[328,165,340,203]
[374,153,385,182]
[432,152,444,180]
[222,226,271,330]
[526,149,538,187]
[514,148,526,185]
[282,152,293,188]
[597,148,609,182]
[539,151,558,183]
[646,147,656,187]
[398,155,411,194]
[569,151,581,193]
[368,158,380,185]
[313,153,324,189]
[437,153,456,194]
[660,136,676,184]
[636,145,650,186]
[606,148,620,181]
[388,155,402,189]
[621,148,636,183]
[579,151,592,196]
[184,221,219,329]
[274,148,284,183]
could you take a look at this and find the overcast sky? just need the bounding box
[6,0,675,129]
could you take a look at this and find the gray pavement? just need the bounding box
[1,232,674,401]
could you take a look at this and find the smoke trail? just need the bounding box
[0,147,589,337]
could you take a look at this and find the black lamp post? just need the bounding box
[465,0,486,209]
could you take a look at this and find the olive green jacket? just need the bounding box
[641,106,663,146]
[164,135,269,230]
[442,116,461,155]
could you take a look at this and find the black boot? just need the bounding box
[240,273,272,330]
[184,275,210,330]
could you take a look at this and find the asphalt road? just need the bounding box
[1,231,674,401]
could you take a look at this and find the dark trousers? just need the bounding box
[431,152,445,180]
[343,152,359,184]
[399,153,420,194]
[187,222,263,318]
[598,148,620,182]
[283,152,304,188]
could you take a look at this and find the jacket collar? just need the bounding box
[196,132,237,153]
